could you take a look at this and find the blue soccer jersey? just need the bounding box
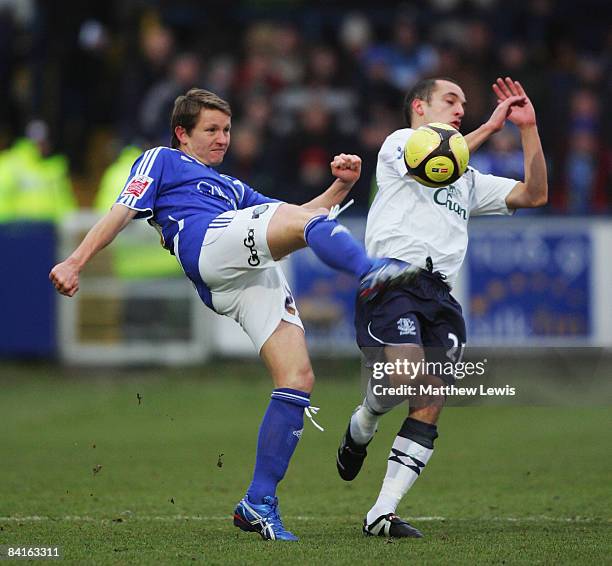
[114,146,279,308]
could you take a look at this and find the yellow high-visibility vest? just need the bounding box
[0,149,15,221]
[0,139,76,222]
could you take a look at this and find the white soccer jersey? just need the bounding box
[365,128,519,288]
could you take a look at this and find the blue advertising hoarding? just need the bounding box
[467,222,592,345]
[291,218,594,352]
[0,222,57,357]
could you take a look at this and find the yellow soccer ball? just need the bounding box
[404,122,470,188]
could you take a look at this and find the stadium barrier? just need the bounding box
[54,211,213,365]
[3,213,609,363]
[213,216,612,356]
[0,221,56,357]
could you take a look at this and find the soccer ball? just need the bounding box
[404,122,470,188]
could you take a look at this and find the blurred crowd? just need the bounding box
[0,0,610,218]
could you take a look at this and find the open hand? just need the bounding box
[330,153,362,185]
[492,77,536,128]
[485,94,528,133]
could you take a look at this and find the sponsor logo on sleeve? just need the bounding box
[122,175,154,199]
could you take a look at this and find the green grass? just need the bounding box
[0,361,610,564]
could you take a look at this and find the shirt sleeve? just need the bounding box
[468,167,518,217]
[114,147,166,220]
[378,130,409,178]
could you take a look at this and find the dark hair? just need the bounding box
[403,77,461,126]
[170,88,232,148]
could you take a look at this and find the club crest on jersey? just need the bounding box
[397,317,416,336]
[251,204,269,219]
[123,175,153,199]
[446,185,459,197]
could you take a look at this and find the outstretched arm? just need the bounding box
[301,153,362,210]
[494,78,548,209]
[49,204,137,296]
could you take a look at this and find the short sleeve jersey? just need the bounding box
[114,146,278,254]
[365,128,518,288]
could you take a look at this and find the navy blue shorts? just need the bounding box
[355,269,466,383]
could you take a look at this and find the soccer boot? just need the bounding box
[233,495,298,541]
[363,513,424,538]
[336,416,372,481]
[358,258,420,303]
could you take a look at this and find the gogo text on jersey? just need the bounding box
[243,228,260,266]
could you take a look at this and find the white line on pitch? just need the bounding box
[0,515,606,523]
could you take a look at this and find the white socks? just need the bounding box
[349,404,379,445]
[366,435,433,524]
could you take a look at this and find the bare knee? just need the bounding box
[384,344,425,387]
[268,204,330,259]
[260,321,315,393]
[280,364,315,393]
[307,207,329,218]
[276,204,328,231]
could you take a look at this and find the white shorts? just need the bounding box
[199,202,303,352]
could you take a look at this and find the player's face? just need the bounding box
[181,109,231,166]
[419,80,466,130]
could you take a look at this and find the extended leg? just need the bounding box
[266,203,371,276]
[234,321,314,542]
[266,203,416,300]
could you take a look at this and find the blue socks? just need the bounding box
[304,215,372,278]
[246,388,311,504]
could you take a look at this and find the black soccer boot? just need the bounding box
[336,416,372,481]
[363,513,423,538]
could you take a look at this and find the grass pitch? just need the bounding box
[0,360,610,565]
